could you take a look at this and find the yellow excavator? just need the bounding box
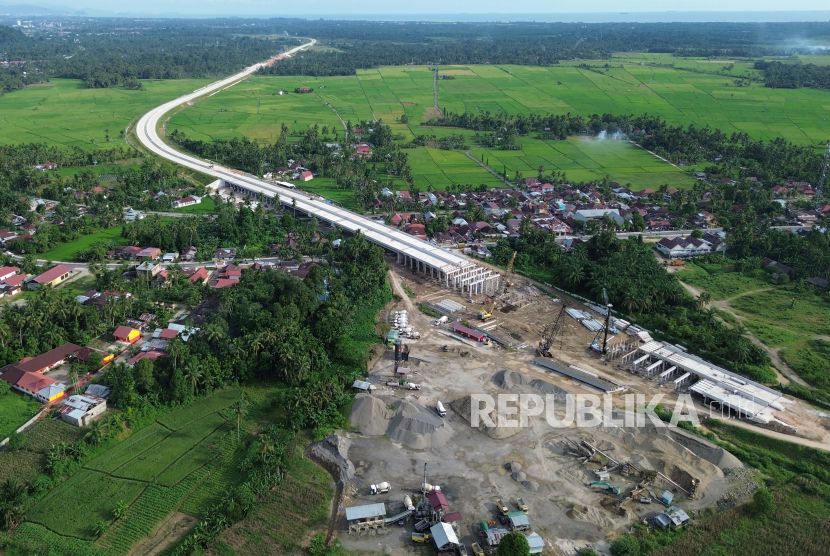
[478,300,496,321]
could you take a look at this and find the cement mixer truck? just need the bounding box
[370,482,391,495]
[436,401,446,417]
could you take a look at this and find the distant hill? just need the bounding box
[0,3,83,15]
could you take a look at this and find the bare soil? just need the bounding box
[128,512,198,556]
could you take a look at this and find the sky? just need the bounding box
[5,1,830,18]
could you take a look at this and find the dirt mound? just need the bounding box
[385,399,454,449]
[512,471,527,482]
[494,369,531,390]
[566,503,617,528]
[506,462,523,473]
[350,395,395,436]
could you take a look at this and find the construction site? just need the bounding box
[320,263,830,556]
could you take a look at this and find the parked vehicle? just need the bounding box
[436,401,446,417]
[496,498,509,516]
[471,542,485,556]
[412,532,431,543]
[516,497,528,513]
[433,316,449,326]
[407,383,421,390]
[458,543,469,556]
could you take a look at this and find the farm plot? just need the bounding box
[86,422,171,473]
[0,417,84,484]
[27,470,147,539]
[112,413,226,482]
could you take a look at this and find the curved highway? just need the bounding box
[134,41,499,294]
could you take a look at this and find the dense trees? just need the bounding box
[755,61,830,90]
[104,230,390,431]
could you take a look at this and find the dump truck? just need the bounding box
[471,542,486,556]
[370,482,391,495]
[496,498,509,516]
[516,497,528,513]
[670,260,686,266]
[412,532,431,543]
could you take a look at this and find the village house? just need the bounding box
[28,265,73,290]
[213,248,237,261]
[299,170,313,182]
[656,236,714,259]
[137,247,162,260]
[57,393,107,426]
[0,369,65,403]
[113,326,141,344]
[174,195,201,209]
[181,246,198,261]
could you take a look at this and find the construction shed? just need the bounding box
[430,522,459,552]
[665,507,690,527]
[345,503,386,534]
[451,321,486,342]
[507,511,530,532]
[526,533,545,554]
[428,490,449,511]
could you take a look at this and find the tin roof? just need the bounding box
[430,522,458,549]
[526,533,545,553]
[345,503,386,521]
[428,490,449,511]
[508,513,530,527]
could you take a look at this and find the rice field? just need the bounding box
[168,58,830,191]
[0,78,212,150]
[22,388,243,547]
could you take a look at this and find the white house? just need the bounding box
[656,236,713,259]
[174,195,201,209]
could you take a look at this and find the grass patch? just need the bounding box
[39,226,129,262]
[174,195,216,214]
[780,339,830,392]
[677,262,772,300]
[0,389,41,441]
[743,320,800,348]
[730,289,830,337]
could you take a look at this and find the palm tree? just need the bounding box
[258,436,275,463]
[84,419,107,446]
[183,361,203,397]
[0,477,26,530]
[231,393,248,443]
[167,337,184,370]
[696,292,712,312]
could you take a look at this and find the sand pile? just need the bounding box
[386,399,454,449]
[350,395,395,436]
[310,434,356,482]
[494,370,531,390]
[452,396,523,439]
[530,379,568,399]
[566,503,619,529]
[350,395,454,449]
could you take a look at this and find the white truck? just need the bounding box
[436,401,447,417]
[370,482,391,495]
[433,316,449,326]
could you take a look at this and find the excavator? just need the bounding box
[537,303,567,357]
[478,300,496,321]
